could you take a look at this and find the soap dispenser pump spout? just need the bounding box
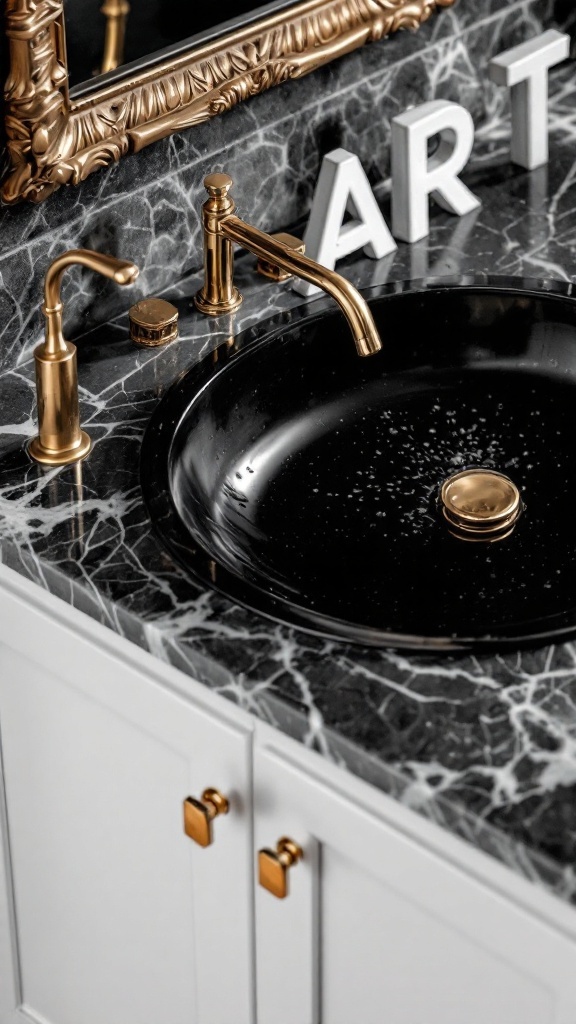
[29,249,139,467]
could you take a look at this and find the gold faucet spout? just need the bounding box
[194,173,382,358]
[220,216,381,358]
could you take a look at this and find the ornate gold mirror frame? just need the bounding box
[3,0,454,205]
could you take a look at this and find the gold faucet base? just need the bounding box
[194,287,243,317]
[28,430,92,467]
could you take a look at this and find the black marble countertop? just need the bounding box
[2,69,576,906]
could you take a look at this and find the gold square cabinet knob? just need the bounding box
[258,837,303,899]
[183,788,229,848]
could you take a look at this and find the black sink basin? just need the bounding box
[141,276,576,651]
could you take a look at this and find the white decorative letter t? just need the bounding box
[489,30,570,170]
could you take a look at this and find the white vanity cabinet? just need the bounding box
[254,736,576,1024]
[0,568,254,1024]
[2,564,576,1024]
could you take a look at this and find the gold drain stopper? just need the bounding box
[440,469,522,540]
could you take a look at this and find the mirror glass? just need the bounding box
[65,0,300,95]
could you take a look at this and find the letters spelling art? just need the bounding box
[295,30,570,297]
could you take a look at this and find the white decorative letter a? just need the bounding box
[292,148,397,297]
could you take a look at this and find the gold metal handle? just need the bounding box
[129,297,179,346]
[183,788,229,848]
[257,232,305,282]
[258,837,303,899]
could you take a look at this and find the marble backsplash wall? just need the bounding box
[0,0,570,371]
[554,0,576,52]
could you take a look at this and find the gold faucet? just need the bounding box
[29,249,139,467]
[194,173,382,358]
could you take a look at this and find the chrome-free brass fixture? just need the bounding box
[194,173,382,358]
[183,788,229,848]
[258,837,303,899]
[440,469,523,540]
[129,297,179,346]
[256,232,306,281]
[29,249,139,467]
[100,0,130,74]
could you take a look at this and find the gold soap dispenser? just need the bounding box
[29,249,139,467]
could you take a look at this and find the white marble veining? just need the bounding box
[0,0,569,369]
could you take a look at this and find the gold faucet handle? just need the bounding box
[204,172,234,198]
[183,788,229,848]
[129,297,179,346]
[258,836,303,899]
[257,233,306,282]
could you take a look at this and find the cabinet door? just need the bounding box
[254,739,576,1024]
[0,600,253,1024]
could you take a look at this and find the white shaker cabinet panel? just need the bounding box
[0,569,254,1024]
[254,739,576,1024]
[0,754,19,1022]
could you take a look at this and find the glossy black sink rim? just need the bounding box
[141,275,576,653]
